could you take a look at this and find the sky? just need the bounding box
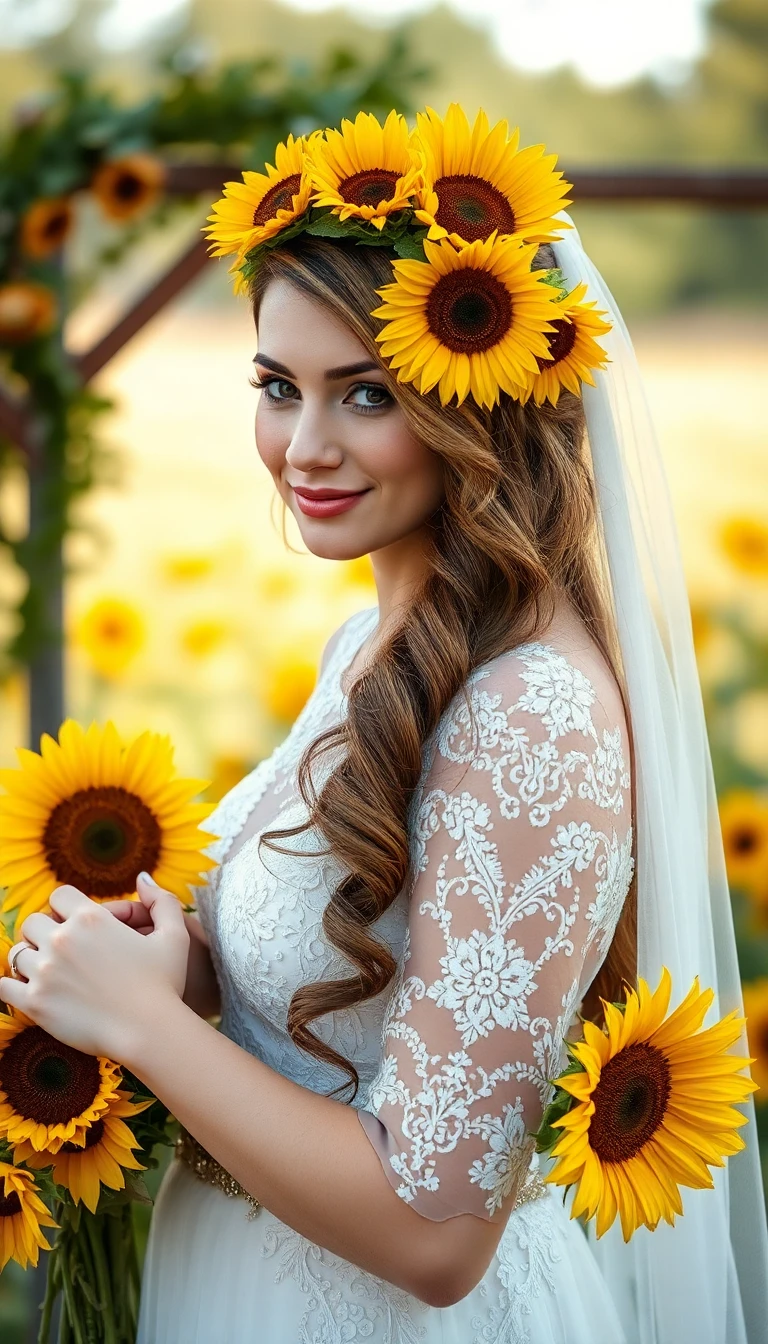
[1,0,717,89]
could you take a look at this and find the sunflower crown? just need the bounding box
[203,104,613,411]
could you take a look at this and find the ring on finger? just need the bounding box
[8,941,31,980]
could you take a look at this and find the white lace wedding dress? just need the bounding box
[137,603,636,1344]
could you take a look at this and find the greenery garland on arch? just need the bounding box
[0,41,424,685]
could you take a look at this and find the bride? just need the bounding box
[2,106,766,1343]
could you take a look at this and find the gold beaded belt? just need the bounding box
[514,1168,548,1210]
[175,1124,547,1221]
[174,1126,262,1221]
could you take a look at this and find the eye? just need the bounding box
[249,374,300,403]
[344,382,393,413]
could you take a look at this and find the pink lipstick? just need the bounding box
[293,488,370,518]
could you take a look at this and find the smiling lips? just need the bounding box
[292,487,371,517]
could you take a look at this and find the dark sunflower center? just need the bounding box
[589,1041,671,1163]
[536,317,577,371]
[739,538,768,561]
[0,1025,102,1125]
[43,785,162,898]
[98,617,129,643]
[426,268,512,354]
[115,172,144,203]
[433,174,516,243]
[253,174,302,227]
[44,209,69,242]
[0,1190,22,1218]
[339,168,400,207]
[61,1118,105,1153]
[732,826,758,855]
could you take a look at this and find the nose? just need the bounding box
[284,402,344,474]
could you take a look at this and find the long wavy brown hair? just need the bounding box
[248,235,637,1102]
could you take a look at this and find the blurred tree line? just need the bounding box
[0,0,765,316]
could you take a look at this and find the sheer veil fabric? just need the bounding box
[551,218,768,1344]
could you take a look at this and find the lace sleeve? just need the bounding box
[357,642,635,1223]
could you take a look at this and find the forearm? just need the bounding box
[124,995,500,1307]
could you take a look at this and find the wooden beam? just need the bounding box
[568,168,768,207]
[76,235,212,384]
[162,163,768,207]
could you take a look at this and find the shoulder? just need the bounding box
[430,632,631,801]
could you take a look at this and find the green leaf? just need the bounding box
[540,267,568,294]
[393,232,427,261]
[531,1062,585,1154]
[305,211,349,239]
[122,1171,154,1206]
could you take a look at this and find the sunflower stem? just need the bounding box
[38,1233,63,1344]
[125,1204,142,1340]
[59,1233,87,1344]
[83,1210,119,1344]
[107,1205,135,1341]
[69,1219,99,1344]
[128,1226,142,1334]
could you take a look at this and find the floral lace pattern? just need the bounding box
[179,607,633,1342]
[358,643,634,1220]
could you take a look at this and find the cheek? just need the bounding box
[254,404,286,478]
[375,422,444,506]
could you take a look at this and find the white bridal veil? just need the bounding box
[551,217,768,1344]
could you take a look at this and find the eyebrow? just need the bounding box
[253,353,380,382]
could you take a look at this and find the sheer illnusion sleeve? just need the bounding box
[357,641,635,1222]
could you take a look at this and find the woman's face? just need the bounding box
[253,278,445,563]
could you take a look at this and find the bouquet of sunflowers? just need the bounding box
[0,720,218,1344]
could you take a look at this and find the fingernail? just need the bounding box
[138,870,158,886]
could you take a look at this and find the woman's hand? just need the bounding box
[0,872,189,1062]
[105,898,221,1020]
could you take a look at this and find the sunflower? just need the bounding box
[718,789,768,897]
[0,282,57,344]
[689,601,715,657]
[75,597,145,680]
[308,110,420,231]
[180,619,229,659]
[742,979,768,1099]
[718,516,768,579]
[257,566,300,603]
[264,653,318,725]
[519,282,612,406]
[263,654,318,724]
[161,552,216,583]
[20,196,73,258]
[0,1159,58,1270]
[0,1013,123,1153]
[0,926,11,981]
[412,103,572,247]
[14,1085,153,1214]
[541,968,757,1242]
[203,134,313,262]
[204,755,251,804]
[372,233,559,408]
[0,719,218,931]
[91,153,166,222]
